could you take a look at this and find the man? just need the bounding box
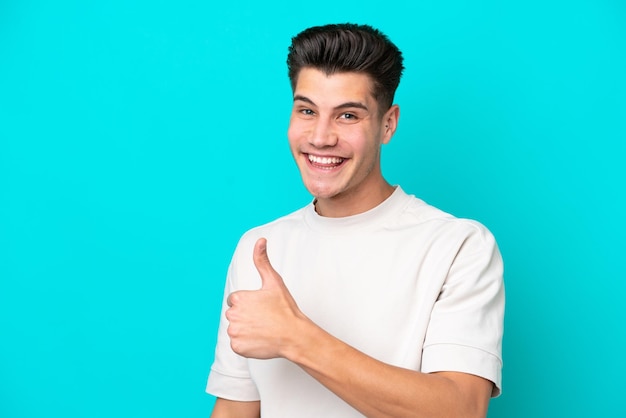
[207,23,504,418]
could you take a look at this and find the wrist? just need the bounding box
[281,314,323,364]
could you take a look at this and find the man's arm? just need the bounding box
[287,322,492,418]
[210,398,260,418]
[225,238,495,418]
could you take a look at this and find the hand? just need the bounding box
[225,238,304,359]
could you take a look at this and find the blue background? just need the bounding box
[1,1,624,417]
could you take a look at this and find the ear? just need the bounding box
[382,104,400,145]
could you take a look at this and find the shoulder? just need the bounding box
[229,204,311,269]
[225,205,311,290]
[395,193,498,249]
[237,205,309,246]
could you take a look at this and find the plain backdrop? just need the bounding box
[1,0,625,417]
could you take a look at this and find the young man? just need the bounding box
[207,23,504,418]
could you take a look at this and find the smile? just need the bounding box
[307,154,345,165]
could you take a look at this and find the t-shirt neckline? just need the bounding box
[303,186,409,233]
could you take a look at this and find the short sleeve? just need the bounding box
[206,247,261,401]
[421,223,505,396]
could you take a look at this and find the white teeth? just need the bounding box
[308,154,344,165]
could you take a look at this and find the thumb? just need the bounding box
[253,238,283,289]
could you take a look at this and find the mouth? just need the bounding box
[306,153,346,170]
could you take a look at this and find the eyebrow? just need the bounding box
[293,95,369,112]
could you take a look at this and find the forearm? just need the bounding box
[210,398,260,418]
[284,319,491,418]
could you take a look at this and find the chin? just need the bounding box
[304,183,342,200]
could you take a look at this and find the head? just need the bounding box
[287,23,404,114]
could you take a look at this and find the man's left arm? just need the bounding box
[226,238,498,418]
[282,319,493,418]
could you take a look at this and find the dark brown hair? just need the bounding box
[287,23,404,111]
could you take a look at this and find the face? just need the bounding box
[287,68,399,216]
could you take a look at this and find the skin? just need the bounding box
[211,69,493,418]
[287,68,398,218]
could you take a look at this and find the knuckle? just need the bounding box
[227,324,239,338]
[228,292,241,305]
[229,339,243,354]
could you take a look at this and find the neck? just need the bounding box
[314,182,395,218]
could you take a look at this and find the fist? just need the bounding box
[225,238,303,359]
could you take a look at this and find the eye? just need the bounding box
[299,108,315,116]
[339,112,358,122]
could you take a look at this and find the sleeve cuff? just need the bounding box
[422,343,503,397]
[206,368,261,401]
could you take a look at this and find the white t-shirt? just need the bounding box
[207,187,504,417]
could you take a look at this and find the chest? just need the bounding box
[269,229,459,361]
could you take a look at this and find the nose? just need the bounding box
[309,117,338,148]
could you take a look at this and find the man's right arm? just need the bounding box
[210,398,260,418]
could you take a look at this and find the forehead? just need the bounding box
[293,68,377,107]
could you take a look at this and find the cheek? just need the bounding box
[287,129,298,155]
[287,119,311,148]
[341,130,370,153]
[287,125,304,161]
[287,118,300,142]
[286,124,296,143]
[349,134,383,166]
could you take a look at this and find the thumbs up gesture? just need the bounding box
[226,238,305,359]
